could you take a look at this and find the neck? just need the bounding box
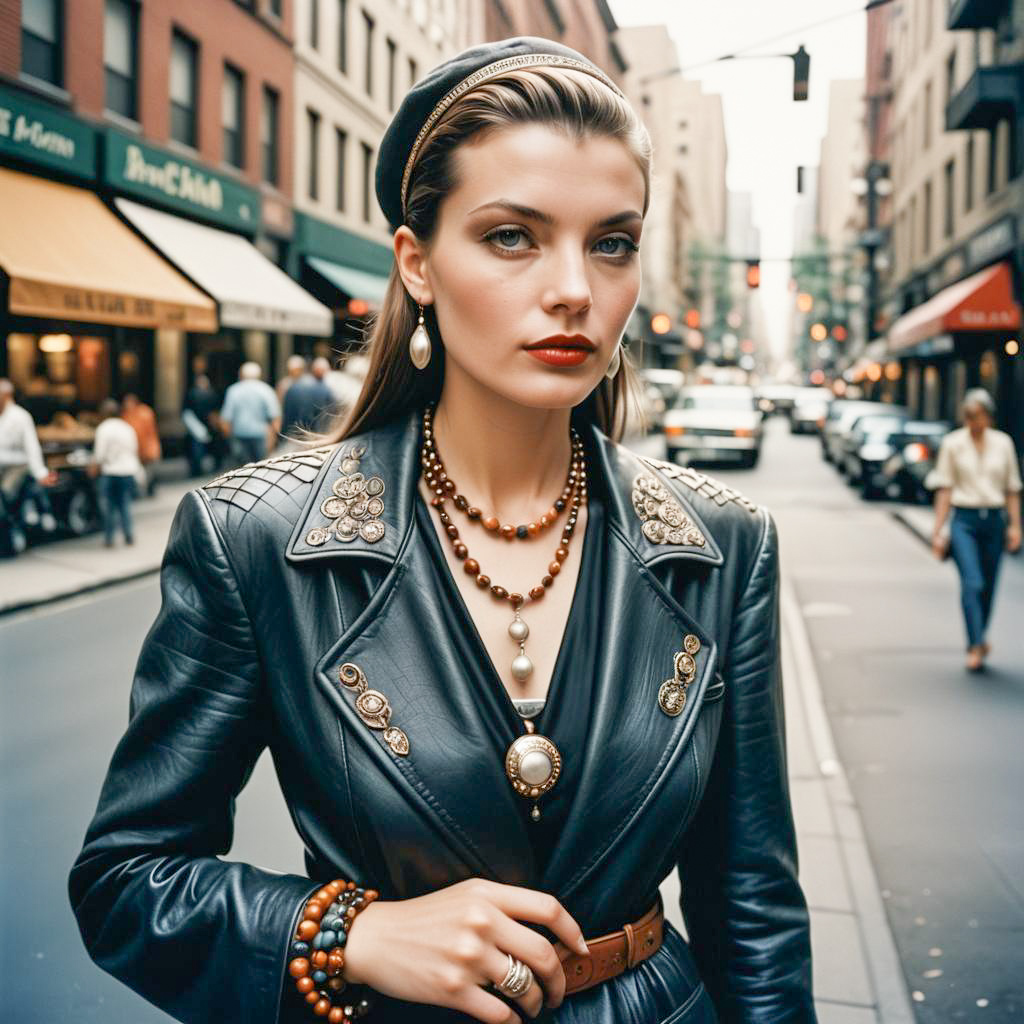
[429,375,576,523]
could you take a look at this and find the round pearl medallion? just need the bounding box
[505,734,561,798]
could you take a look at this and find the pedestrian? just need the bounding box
[89,398,141,548]
[930,388,1022,671]
[70,37,816,1024]
[219,361,281,465]
[282,356,338,442]
[121,393,162,497]
[276,353,308,405]
[182,374,223,478]
[0,378,59,551]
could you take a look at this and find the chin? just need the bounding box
[495,372,602,412]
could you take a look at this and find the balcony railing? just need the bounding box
[946,65,1024,131]
[948,0,1010,30]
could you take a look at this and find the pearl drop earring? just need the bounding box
[409,303,432,369]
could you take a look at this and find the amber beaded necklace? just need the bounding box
[420,404,588,821]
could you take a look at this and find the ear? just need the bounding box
[393,226,434,306]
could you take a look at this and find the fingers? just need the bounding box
[481,947,544,1019]
[485,882,588,957]
[488,914,567,1009]
[460,982,529,1024]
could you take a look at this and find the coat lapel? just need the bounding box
[284,410,728,895]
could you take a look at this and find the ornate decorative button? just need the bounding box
[311,445,387,545]
[683,634,701,655]
[658,637,700,717]
[632,473,706,548]
[306,527,329,547]
[338,662,409,756]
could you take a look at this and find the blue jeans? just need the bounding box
[97,474,136,544]
[231,436,267,465]
[949,507,1006,648]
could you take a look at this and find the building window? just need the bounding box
[335,128,347,212]
[222,64,245,169]
[965,134,974,211]
[262,85,279,185]
[943,159,954,239]
[922,179,932,255]
[308,108,321,200]
[944,50,955,108]
[104,0,137,119]
[22,0,63,87]
[338,0,348,72]
[363,10,375,97]
[170,30,199,148]
[987,126,998,194]
[386,37,397,112]
[922,81,931,150]
[909,195,917,263]
[408,56,418,88]
[310,0,320,49]
[361,141,373,222]
[269,0,282,15]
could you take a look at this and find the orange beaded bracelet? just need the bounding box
[288,879,379,1023]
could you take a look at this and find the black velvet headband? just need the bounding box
[374,36,626,231]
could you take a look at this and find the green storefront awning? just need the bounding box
[307,256,390,304]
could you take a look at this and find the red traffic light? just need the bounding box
[745,260,761,289]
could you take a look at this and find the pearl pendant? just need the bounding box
[509,611,533,680]
[408,323,431,369]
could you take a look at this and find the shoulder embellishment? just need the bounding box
[632,473,706,548]
[637,455,758,515]
[202,445,335,512]
[304,442,387,548]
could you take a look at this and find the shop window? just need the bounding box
[170,30,199,148]
[22,0,63,87]
[262,86,280,186]
[104,0,137,120]
[5,332,111,423]
[922,364,940,422]
[222,63,246,169]
[979,350,998,397]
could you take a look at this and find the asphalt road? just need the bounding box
[696,416,1024,1024]
[2,416,1021,1022]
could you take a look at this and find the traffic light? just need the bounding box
[684,308,700,329]
[792,45,810,101]
[745,260,761,289]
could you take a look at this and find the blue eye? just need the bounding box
[596,237,639,257]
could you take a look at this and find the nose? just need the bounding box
[541,244,592,316]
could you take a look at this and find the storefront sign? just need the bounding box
[103,130,260,233]
[967,216,1016,271]
[0,84,96,179]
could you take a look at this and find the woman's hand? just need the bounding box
[1007,523,1022,554]
[931,531,949,560]
[342,878,589,1023]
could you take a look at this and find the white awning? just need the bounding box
[307,256,389,304]
[115,198,333,336]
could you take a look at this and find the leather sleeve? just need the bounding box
[68,489,319,1024]
[677,510,816,1022]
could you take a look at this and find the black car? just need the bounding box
[841,412,912,494]
[878,421,953,504]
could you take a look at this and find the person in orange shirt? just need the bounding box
[121,393,162,497]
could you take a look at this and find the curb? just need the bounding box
[891,507,931,548]
[1,566,162,618]
[781,578,916,1024]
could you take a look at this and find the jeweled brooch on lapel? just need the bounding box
[632,473,706,548]
[306,443,387,547]
[658,634,701,717]
[337,662,409,756]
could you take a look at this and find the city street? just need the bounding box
[2,418,1022,1021]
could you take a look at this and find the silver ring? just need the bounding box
[495,953,534,997]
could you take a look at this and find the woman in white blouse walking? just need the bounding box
[930,389,1022,671]
[90,398,143,548]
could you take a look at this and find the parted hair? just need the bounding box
[305,66,653,448]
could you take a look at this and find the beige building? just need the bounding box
[884,0,1023,443]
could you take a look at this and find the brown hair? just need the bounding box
[304,66,652,448]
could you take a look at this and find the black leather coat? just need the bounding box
[69,408,816,1024]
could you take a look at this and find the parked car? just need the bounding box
[756,383,800,417]
[663,385,763,468]
[789,387,834,434]
[623,381,666,438]
[639,368,685,404]
[822,400,907,467]
[879,421,953,504]
[841,412,913,496]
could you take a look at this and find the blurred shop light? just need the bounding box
[796,292,813,313]
[832,324,848,341]
[884,362,902,381]
[727,310,743,329]
[809,322,828,342]
[39,333,73,353]
[348,298,370,315]
[867,363,883,382]
[684,308,701,329]
[833,379,847,395]
[1006,339,1020,356]
[740,338,756,353]
[739,355,756,371]
[809,368,825,385]
[686,329,704,350]
[651,312,672,335]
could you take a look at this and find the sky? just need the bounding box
[607,0,868,363]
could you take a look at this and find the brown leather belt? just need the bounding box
[555,894,664,996]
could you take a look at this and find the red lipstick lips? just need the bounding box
[524,334,596,367]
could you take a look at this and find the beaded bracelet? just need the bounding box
[288,879,379,1023]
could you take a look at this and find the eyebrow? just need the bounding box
[468,199,642,228]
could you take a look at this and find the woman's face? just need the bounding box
[412,122,645,412]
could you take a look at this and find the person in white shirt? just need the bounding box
[0,378,58,538]
[90,398,143,547]
[930,389,1023,671]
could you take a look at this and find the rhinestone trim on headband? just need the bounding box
[400,54,627,221]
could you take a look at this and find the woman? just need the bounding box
[69,38,815,1024]
[89,397,141,547]
[930,388,1022,671]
